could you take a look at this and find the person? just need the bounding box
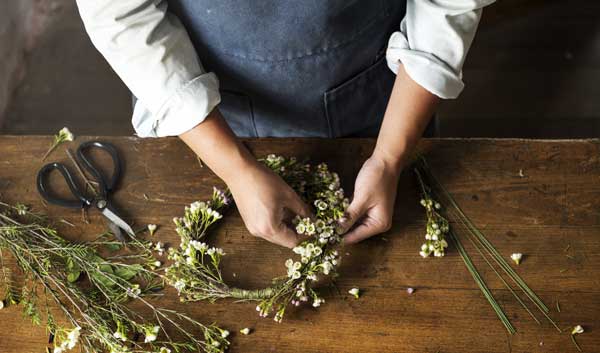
[75,0,494,248]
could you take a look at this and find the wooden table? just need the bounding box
[0,136,598,353]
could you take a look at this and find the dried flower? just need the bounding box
[572,325,584,335]
[348,287,360,299]
[0,199,229,353]
[42,127,74,161]
[147,224,157,236]
[240,327,251,335]
[164,157,348,322]
[511,253,523,265]
[144,325,160,343]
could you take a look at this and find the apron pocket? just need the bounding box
[324,55,395,137]
[219,90,258,137]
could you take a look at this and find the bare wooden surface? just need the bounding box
[0,136,598,353]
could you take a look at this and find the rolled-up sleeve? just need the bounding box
[386,0,495,99]
[76,0,220,137]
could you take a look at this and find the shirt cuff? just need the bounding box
[132,72,221,137]
[386,31,464,99]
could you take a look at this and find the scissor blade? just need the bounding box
[101,206,136,239]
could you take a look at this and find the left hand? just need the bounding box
[340,152,403,244]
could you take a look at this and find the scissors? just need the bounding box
[37,140,135,242]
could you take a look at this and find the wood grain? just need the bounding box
[0,136,598,353]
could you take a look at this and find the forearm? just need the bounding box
[179,109,255,183]
[373,64,439,173]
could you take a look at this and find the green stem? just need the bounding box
[229,287,276,300]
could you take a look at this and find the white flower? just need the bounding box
[147,224,157,236]
[144,326,160,343]
[315,200,328,210]
[54,347,64,353]
[113,331,127,342]
[126,285,141,298]
[321,261,333,275]
[296,223,306,234]
[154,241,165,255]
[348,287,360,299]
[511,253,523,265]
[59,127,74,142]
[312,297,324,307]
[190,240,208,252]
[190,201,205,212]
[221,329,230,338]
[174,280,186,292]
[419,251,429,258]
[159,348,172,353]
[0,300,4,310]
[152,260,162,268]
[407,287,415,294]
[572,325,584,335]
[65,327,81,349]
[240,327,251,335]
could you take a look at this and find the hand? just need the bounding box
[340,153,402,244]
[227,160,312,248]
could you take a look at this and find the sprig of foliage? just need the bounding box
[165,155,349,322]
[0,201,229,353]
[414,156,562,335]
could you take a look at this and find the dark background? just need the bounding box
[1,0,598,138]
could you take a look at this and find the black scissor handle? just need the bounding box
[37,162,89,208]
[76,141,121,198]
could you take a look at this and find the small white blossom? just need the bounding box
[144,326,160,343]
[59,127,74,142]
[240,327,251,335]
[113,331,127,342]
[221,329,230,338]
[348,287,360,299]
[511,253,523,265]
[407,287,415,295]
[159,348,172,353]
[65,327,81,349]
[154,241,165,255]
[174,280,186,293]
[572,325,584,335]
[126,285,141,298]
[312,297,324,307]
[147,224,157,236]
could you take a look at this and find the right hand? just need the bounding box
[226,160,312,248]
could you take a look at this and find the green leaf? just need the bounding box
[66,258,81,283]
[105,243,122,252]
[114,264,143,281]
[91,263,116,288]
[67,271,81,283]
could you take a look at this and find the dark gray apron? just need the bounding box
[168,0,406,137]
